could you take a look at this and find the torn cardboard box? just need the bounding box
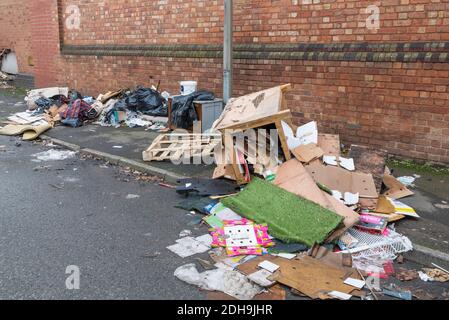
[383,174,414,200]
[318,134,341,157]
[212,84,291,130]
[267,255,360,300]
[292,144,324,163]
[305,161,378,202]
[349,145,387,193]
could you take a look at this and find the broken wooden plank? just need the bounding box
[142,133,221,162]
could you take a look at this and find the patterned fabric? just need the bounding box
[210,219,274,257]
[60,99,95,127]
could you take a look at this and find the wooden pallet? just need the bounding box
[142,133,222,162]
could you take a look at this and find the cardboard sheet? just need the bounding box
[213,164,237,181]
[311,246,354,271]
[274,159,335,210]
[391,199,420,218]
[366,212,406,223]
[206,284,286,300]
[383,174,414,199]
[318,134,341,157]
[254,284,287,300]
[359,198,379,210]
[8,112,46,125]
[305,162,378,199]
[375,195,396,214]
[213,85,289,130]
[248,270,276,287]
[324,193,360,241]
[349,145,387,193]
[268,256,358,299]
[292,144,324,163]
[237,255,291,276]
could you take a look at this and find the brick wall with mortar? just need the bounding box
[29,0,61,87]
[2,0,449,163]
[60,0,449,44]
[0,0,33,74]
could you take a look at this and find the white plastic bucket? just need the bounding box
[180,81,197,95]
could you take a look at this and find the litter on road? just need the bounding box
[1,82,444,301]
[32,149,76,162]
[160,84,442,301]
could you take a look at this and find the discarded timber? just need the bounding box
[142,133,221,162]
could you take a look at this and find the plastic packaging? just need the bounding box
[171,91,215,129]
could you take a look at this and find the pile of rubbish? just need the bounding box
[0,49,16,89]
[1,80,446,299]
[0,70,14,89]
[0,84,214,140]
[166,84,446,300]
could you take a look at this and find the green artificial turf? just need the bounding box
[221,177,343,246]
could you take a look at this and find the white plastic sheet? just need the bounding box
[174,263,262,300]
[32,149,76,162]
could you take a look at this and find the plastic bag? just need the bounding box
[174,263,261,300]
[123,87,167,116]
[171,91,215,129]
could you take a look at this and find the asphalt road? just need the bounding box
[0,135,207,299]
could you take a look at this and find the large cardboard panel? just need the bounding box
[292,143,324,163]
[213,85,290,130]
[349,145,387,193]
[318,134,341,157]
[324,193,360,241]
[268,256,358,299]
[305,162,378,199]
[383,174,414,199]
[274,159,334,210]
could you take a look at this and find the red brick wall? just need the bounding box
[0,0,33,74]
[61,0,224,45]
[57,54,449,164]
[60,0,449,44]
[29,0,61,87]
[2,0,449,164]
